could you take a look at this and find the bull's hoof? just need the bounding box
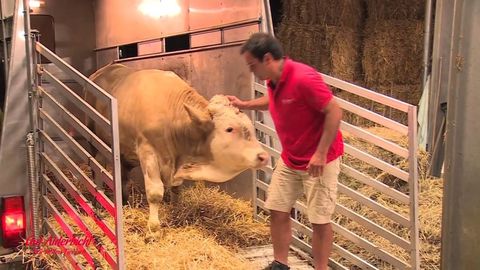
[148,221,162,232]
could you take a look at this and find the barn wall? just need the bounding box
[94,0,261,49]
[30,0,97,76]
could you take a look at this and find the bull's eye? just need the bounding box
[226,127,234,133]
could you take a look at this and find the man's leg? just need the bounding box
[265,159,303,268]
[312,223,333,270]
[270,210,292,265]
[303,157,341,270]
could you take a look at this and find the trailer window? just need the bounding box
[119,43,139,59]
[165,33,190,52]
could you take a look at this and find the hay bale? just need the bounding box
[366,0,425,20]
[277,21,326,72]
[362,20,424,85]
[313,0,365,30]
[277,20,361,82]
[282,0,365,30]
[329,27,362,82]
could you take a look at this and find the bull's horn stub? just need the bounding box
[208,94,239,116]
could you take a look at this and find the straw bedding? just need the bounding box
[23,184,269,269]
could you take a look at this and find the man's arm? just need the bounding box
[316,99,342,155]
[307,98,342,177]
[227,95,269,111]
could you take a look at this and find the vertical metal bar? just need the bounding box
[22,0,41,241]
[110,98,125,270]
[0,0,8,79]
[262,0,274,35]
[422,0,433,90]
[408,106,420,270]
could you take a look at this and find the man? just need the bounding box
[227,33,343,270]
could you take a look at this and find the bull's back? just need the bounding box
[91,67,207,162]
[113,69,207,128]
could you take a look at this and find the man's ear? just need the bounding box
[263,52,273,63]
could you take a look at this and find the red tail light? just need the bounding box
[1,196,26,249]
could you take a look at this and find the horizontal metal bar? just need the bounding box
[341,164,409,204]
[335,204,411,251]
[116,40,245,63]
[41,153,117,246]
[291,236,349,270]
[254,82,267,95]
[41,72,111,132]
[333,242,378,270]
[43,195,97,269]
[255,121,278,141]
[291,218,378,270]
[332,221,410,270]
[44,221,83,270]
[43,174,117,268]
[338,183,410,227]
[38,93,112,161]
[340,122,409,158]
[336,98,409,135]
[256,179,269,192]
[322,73,412,113]
[37,111,114,190]
[96,17,261,51]
[344,144,410,182]
[258,165,273,175]
[40,131,115,216]
[261,142,281,159]
[36,42,114,105]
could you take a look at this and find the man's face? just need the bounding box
[243,52,270,81]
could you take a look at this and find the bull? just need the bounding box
[86,64,268,230]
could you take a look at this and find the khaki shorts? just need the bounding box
[265,157,341,224]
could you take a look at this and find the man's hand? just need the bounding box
[307,152,327,177]
[226,95,247,109]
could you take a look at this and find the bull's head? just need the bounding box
[175,95,269,183]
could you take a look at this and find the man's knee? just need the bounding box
[270,209,291,222]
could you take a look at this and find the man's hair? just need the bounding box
[240,33,284,61]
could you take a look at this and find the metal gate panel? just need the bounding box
[253,1,420,269]
[34,42,125,269]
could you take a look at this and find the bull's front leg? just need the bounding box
[137,142,164,232]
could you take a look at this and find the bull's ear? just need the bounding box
[184,103,212,124]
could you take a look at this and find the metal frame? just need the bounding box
[441,0,480,268]
[253,1,420,269]
[34,42,125,269]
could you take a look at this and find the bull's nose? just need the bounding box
[257,152,269,166]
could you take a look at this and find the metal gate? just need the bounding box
[253,1,420,269]
[33,40,125,269]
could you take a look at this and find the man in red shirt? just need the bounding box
[228,33,343,270]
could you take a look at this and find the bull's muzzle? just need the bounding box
[256,152,269,168]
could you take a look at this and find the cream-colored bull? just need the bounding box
[87,64,268,230]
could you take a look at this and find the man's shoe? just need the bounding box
[262,260,290,270]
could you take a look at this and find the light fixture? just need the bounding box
[29,0,43,9]
[138,0,181,19]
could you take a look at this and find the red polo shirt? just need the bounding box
[267,58,343,170]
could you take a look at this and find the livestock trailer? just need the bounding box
[0,0,425,269]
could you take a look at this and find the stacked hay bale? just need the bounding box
[277,0,365,83]
[361,0,425,123]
